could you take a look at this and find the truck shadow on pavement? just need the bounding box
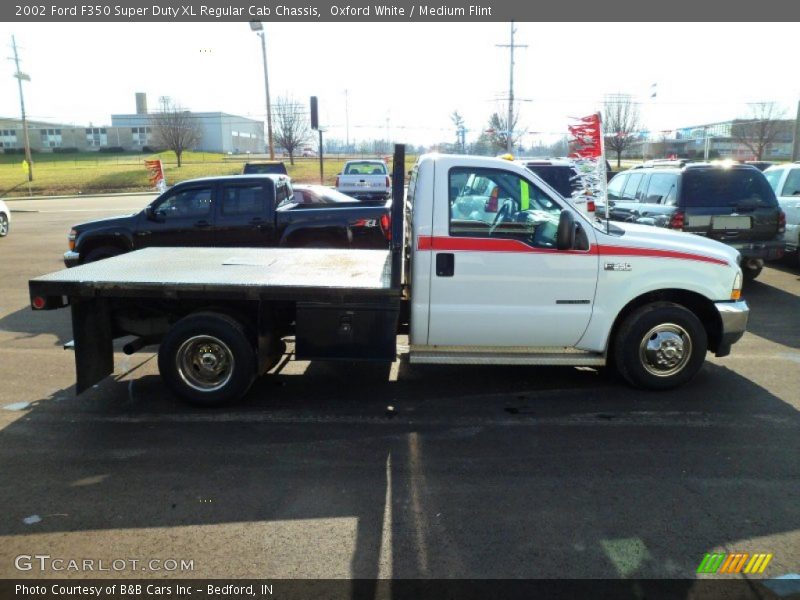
[0,355,798,597]
[743,275,800,350]
[0,304,73,346]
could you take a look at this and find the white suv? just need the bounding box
[764,162,800,264]
[0,199,10,238]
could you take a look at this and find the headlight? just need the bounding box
[731,271,742,300]
[68,229,77,251]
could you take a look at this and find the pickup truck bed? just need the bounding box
[32,246,395,301]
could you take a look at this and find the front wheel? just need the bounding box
[613,302,707,390]
[158,312,256,406]
[742,258,763,281]
[0,213,8,237]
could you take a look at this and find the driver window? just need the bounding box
[448,167,564,249]
[156,187,212,219]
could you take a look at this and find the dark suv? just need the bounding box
[603,163,785,280]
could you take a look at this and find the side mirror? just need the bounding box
[146,206,166,223]
[556,210,576,250]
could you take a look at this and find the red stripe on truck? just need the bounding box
[416,236,728,266]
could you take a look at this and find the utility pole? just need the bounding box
[496,22,527,153]
[792,99,800,162]
[10,35,33,182]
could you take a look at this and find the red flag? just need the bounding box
[144,160,164,187]
[568,113,602,159]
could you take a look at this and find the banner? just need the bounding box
[567,112,609,220]
[144,159,166,193]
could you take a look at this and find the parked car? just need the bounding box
[335,159,391,200]
[242,161,288,176]
[763,162,800,264]
[63,175,391,267]
[0,199,10,237]
[600,162,785,280]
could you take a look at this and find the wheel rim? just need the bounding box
[0,215,7,236]
[638,323,692,377]
[176,335,235,392]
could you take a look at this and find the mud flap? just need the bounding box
[71,297,114,393]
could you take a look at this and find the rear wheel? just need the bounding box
[742,258,763,281]
[0,213,8,237]
[84,245,123,263]
[613,302,707,390]
[158,312,256,406]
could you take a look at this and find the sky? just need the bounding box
[1,21,798,147]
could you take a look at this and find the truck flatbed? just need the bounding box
[30,247,396,301]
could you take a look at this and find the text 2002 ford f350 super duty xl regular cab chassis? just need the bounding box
[30,146,749,406]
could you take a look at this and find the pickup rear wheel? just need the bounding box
[613,302,707,390]
[158,312,256,406]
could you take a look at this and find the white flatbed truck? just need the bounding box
[30,146,749,405]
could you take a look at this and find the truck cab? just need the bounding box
[405,154,747,390]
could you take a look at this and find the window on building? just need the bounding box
[0,129,18,149]
[85,127,108,148]
[41,128,63,148]
[131,126,151,145]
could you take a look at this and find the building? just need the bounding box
[626,119,795,161]
[1,93,265,154]
[111,93,264,154]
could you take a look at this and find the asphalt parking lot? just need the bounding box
[0,195,799,585]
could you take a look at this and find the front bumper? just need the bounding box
[63,250,80,268]
[713,300,749,357]
[728,239,784,261]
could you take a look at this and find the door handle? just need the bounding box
[194,220,211,228]
[250,218,265,225]
[436,253,455,277]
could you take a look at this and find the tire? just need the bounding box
[0,213,8,237]
[741,258,763,281]
[158,312,257,406]
[613,302,707,390]
[84,245,123,263]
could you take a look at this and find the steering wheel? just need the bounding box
[489,202,512,235]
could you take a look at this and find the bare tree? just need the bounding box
[731,102,789,161]
[149,98,201,168]
[486,111,523,154]
[273,96,311,165]
[603,94,641,168]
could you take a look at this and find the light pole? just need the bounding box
[249,21,274,159]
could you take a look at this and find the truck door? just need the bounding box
[214,180,275,247]
[426,165,599,348]
[138,184,215,248]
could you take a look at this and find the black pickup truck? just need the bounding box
[64,175,391,267]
